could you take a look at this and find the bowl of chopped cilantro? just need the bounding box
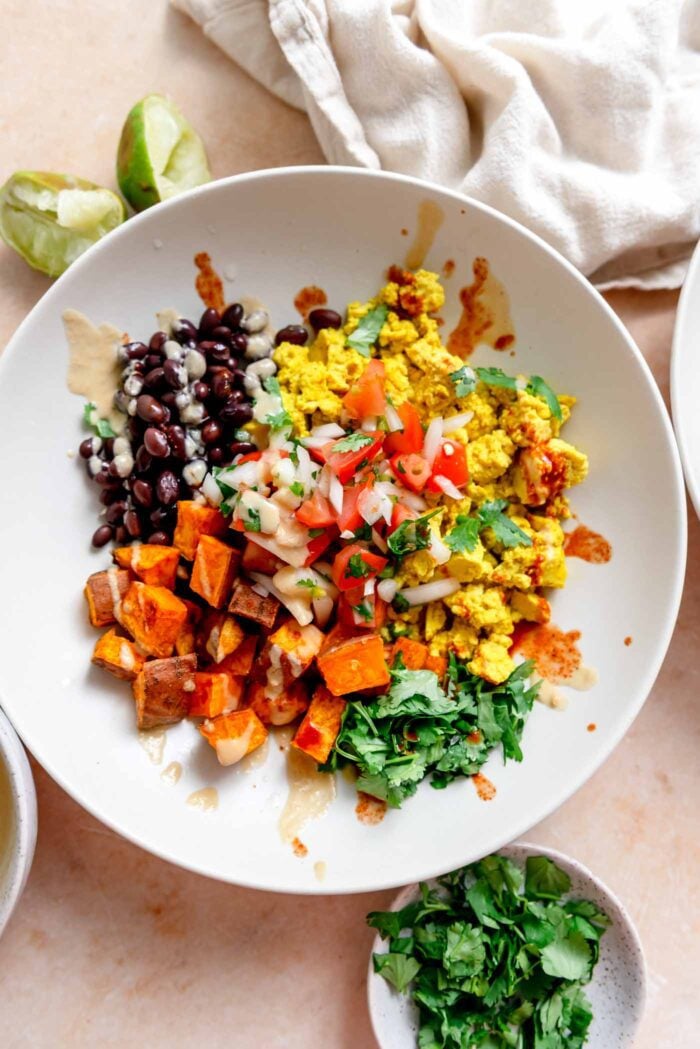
[367,843,646,1048]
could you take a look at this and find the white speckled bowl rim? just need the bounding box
[368,841,647,1049]
[0,706,38,937]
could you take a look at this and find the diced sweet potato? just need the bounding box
[199,708,267,766]
[189,672,243,718]
[317,633,390,696]
[91,627,145,681]
[217,636,257,676]
[173,501,228,561]
[132,653,197,729]
[292,685,346,763]
[228,581,279,630]
[261,619,325,685]
[190,536,240,609]
[200,612,245,663]
[113,544,180,590]
[425,653,448,678]
[241,540,284,575]
[392,637,429,671]
[84,568,130,628]
[246,679,310,726]
[175,599,203,657]
[120,582,188,658]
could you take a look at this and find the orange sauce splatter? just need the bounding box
[386,265,424,316]
[447,257,515,359]
[404,200,444,270]
[291,836,308,858]
[511,623,582,684]
[587,723,597,732]
[467,730,482,744]
[294,285,326,319]
[355,792,387,825]
[564,525,612,564]
[472,773,496,801]
[442,259,455,278]
[624,636,633,647]
[400,227,408,236]
[194,252,225,312]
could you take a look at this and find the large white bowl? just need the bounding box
[671,239,700,517]
[0,707,37,936]
[0,167,686,893]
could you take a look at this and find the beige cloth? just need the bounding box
[174,0,700,288]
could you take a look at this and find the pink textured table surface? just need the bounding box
[0,4,697,1047]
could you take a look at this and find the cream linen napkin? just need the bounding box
[173,0,700,288]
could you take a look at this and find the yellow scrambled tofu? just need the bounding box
[274,268,588,686]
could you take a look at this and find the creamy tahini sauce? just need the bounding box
[404,200,445,270]
[216,722,255,766]
[313,861,327,883]
[0,759,15,883]
[63,308,125,432]
[160,761,182,785]
[186,787,219,811]
[138,728,166,765]
[155,307,180,335]
[279,748,335,844]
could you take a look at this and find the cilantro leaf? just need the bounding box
[263,376,282,396]
[83,401,116,439]
[352,601,373,622]
[525,856,571,900]
[445,515,480,554]
[307,527,325,538]
[541,931,592,981]
[243,507,261,533]
[388,510,441,558]
[478,500,532,549]
[346,304,388,357]
[290,481,305,497]
[372,952,421,992]
[450,366,476,397]
[331,431,375,454]
[527,375,563,421]
[392,593,410,613]
[475,366,518,390]
[346,553,371,579]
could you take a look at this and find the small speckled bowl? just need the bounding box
[368,842,647,1049]
[0,706,37,937]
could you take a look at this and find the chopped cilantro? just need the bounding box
[346,303,388,357]
[346,553,371,579]
[445,500,532,554]
[83,402,116,439]
[244,507,261,533]
[475,366,518,390]
[387,509,441,558]
[297,578,325,598]
[444,514,481,554]
[392,593,410,613]
[527,374,563,421]
[332,431,375,454]
[352,601,373,622]
[263,376,281,396]
[450,366,477,397]
[353,523,372,541]
[290,481,305,498]
[307,527,325,538]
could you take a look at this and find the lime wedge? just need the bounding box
[0,171,126,277]
[117,94,211,212]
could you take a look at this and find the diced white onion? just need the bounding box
[216,460,258,490]
[432,474,463,500]
[248,572,313,626]
[371,527,388,553]
[377,578,398,602]
[240,490,280,534]
[201,473,223,506]
[397,577,460,606]
[310,423,345,439]
[422,417,443,466]
[313,595,334,628]
[401,491,428,512]
[295,445,313,489]
[363,577,376,597]
[317,464,331,497]
[329,471,344,515]
[251,582,268,598]
[271,457,295,488]
[244,533,308,568]
[358,486,393,527]
[442,412,474,434]
[374,479,402,498]
[384,403,404,432]
[361,416,377,432]
[429,532,452,566]
[340,529,355,540]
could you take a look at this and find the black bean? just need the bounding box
[173,319,197,346]
[124,509,142,538]
[143,366,166,389]
[114,525,128,543]
[145,354,164,372]
[125,341,149,360]
[208,446,225,465]
[199,340,230,363]
[134,446,152,473]
[144,427,169,457]
[211,371,235,400]
[149,332,168,352]
[222,303,244,330]
[231,369,247,389]
[105,500,127,525]
[102,437,116,458]
[199,308,220,334]
[99,485,125,506]
[94,467,113,486]
[161,391,177,407]
[308,308,342,331]
[211,325,233,345]
[275,324,308,346]
[165,425,186,460]
[192,381,210,402]
[132,479,154,508]
[149,506,169,527]
[229,440,256,458]
[136,395,166,424]
[79,437,96,459]
[156,470,180,506]
[108,460,123,479]
[160,404,171,424]
[127,417,143,442]
[201,419,223,445]
[92,524,113,547]
[225,402,253,427]
[229,332,248,355]
[148,531,170,545]
[163,359,187,389]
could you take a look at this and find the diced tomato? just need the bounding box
[388,502,418,535]
[235,451,263,464]
[304,528,337,566]
[339,586,387,629]
[427,440,469,491]
[323,432,385,485]
[390,452,431,493]
[331,543,388,591]
[342,360,387,421]
[384,402,424,455]
[337,478,374,533]
[230,518,246,532]
[295,490,336,528]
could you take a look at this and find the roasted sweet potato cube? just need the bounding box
[190,536,240,609]
[246,679,310,726]
[91,627,145,681]
[175,599,202,657]
[189,672,243,718]
[173,501,228,560]
[228,581,279,630]
[113,545,180,590]
[262,619,325,685]
[292,685,346,763]
[120,582,188,658]
[392,637,429,671]
[200,612,245,663]
[217,635,257,677]
[317,633,390,696]
[199,708,267,766]
[425,653,447,678]
[84,568,130,628]
[132,653,197,729]
[241,539,284,575]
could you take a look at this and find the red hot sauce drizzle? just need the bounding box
[447,257,516,359]
[510,623,582,684]
[355,792,387,825]
[564,525,612,564]
[194,252,225,313]
[472,773,497,801]
[294,285,326,319]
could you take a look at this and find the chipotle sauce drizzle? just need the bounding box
[511,623,582,684]
[355,792,387,825]
[194,252,225,313]
[447,257,515,359]
[404,200,445,270]
[294,285,327,319]
[564,525,612,564]
[472,773,496,801]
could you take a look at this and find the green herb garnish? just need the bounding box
[368,852,609,1048]
[346,553,371,579]
[446,501,532,554]
[450,366,477,397]
[353,522,372,541]
[290,481,305,498]
[392,593,410,613]
[352,602,373,622]
[527,375,563,421]
[475,366,518,390]
[83,401,116,439]
[244,507,261,533]
[308,527,325,538]
[346,303,388,357]
[456,366,563,420]
[332,431,375,454]
[388,509,441,558]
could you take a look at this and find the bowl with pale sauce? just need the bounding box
[0,707,37,936]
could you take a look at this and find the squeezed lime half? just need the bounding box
[0,171,126,277]
[117,94,211,212]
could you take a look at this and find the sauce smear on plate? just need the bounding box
[447,257,515,358]
[564,524,612,563]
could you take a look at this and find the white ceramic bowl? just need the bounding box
[0,167,686,893]
[0,707,37,936]
[671,239,700,517]
[368,842,647,1049]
